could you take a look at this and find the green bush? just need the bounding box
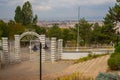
[108,53,120,70]
[114,42,120,53]
[96,72,120,80]
[108,42,120,70]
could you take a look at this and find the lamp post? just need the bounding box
[76,6,80,51]
[39,43,48,80]
[39,42,42,80]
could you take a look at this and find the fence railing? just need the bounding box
[63,46,114,52]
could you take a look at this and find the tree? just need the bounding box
[47,24,62,39]
[76,18,93,46]
[62,28,74,46]
[14,6,22,23]
[117,0,120,2]
[103,0,120,44]
[14,1,38,26]
[8,23,25,40]
[0,20,3,39]
[22,1,33,25]
[0,20,9,37]
[101,24,116,44]
[91,23,102,44]
[104,1,120,26]
[33,14,38,25]
[8,20,15,26]
[33,25,46,35]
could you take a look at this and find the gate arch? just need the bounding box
[20,31,40,40]
[14,31,46,63]
[1,31,63,65]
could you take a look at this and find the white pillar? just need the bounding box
[51,37,56,62]
[57,39,63,60]
[40,35,46,63]
[14,35,21,62]
[2,37,9,64]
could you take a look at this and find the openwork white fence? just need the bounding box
[0,31,63,66]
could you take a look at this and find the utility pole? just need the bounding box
[76,6,80,51]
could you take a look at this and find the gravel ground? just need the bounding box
[0,58,73,80]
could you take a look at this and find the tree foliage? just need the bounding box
[74,18,93,46]
[33,14,38,25]
[14,6,22,23]
[47,24,62,39]
[108,52,120,70]
[14,1,37,26]
[8,23,25,40]
[117,0,120,2]
[0,20,9,37]
[62,28,74,46]
[22,1,33,25]
[104,1,120,26]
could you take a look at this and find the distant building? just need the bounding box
[37,20,104,29]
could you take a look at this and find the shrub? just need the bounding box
[75,53,108,63]
[108,53,120,70]
[96,72,120,80]
[114,42,120,53]
[88,53,92,57]
[55,72,93,80]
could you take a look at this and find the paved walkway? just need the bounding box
[43,55,109,80]
[0,55,109,80]
[0,60,73,80]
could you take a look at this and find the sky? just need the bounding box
[0,0,116,21]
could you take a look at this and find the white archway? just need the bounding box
[14,31,46,63]
[19,31,40,40]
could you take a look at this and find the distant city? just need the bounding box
[37,20,104,28]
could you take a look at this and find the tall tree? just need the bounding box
[33,14,38,25]
[104,1,120,26]
[103,0,120,44]
[91,23,102,44]
[22,1,33,25]
[14,6,22,23]
[77,18,93,46]
[14,1,38,26]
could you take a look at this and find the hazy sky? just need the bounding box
[0,0,116,21]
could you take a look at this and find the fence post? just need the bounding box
[14,35,21,63]
[51,37,56,62]
[40,35,46,63]
[58,39,63,60]
[2,37,9,65]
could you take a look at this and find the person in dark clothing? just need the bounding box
[32,45,38,52]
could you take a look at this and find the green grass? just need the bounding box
[75,53,109,63]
